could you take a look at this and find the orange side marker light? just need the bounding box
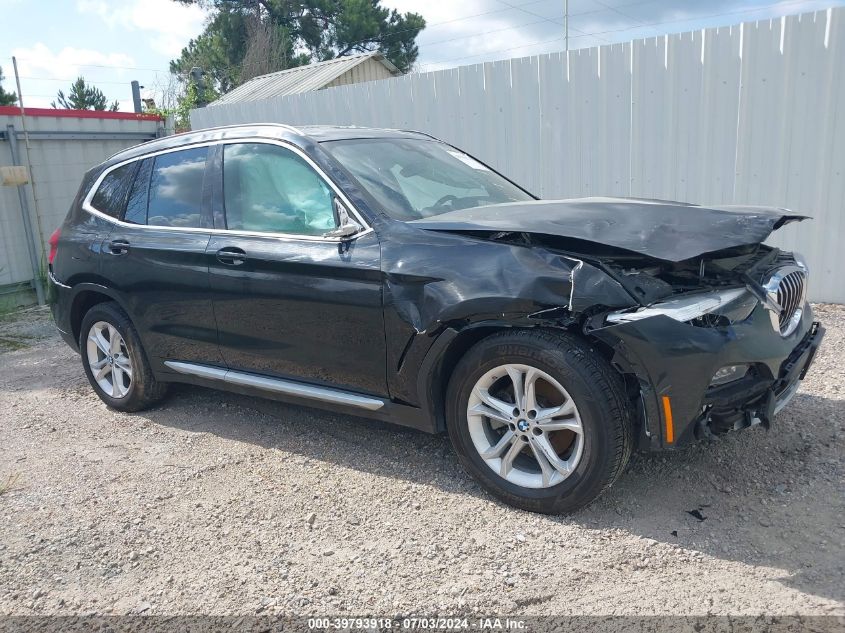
[662,395,675,444]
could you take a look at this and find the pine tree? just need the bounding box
[52,77,119,111]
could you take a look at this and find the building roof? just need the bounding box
[209,53,401,107]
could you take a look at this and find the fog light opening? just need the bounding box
[710,364,750,387]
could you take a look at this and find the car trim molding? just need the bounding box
[163,361,385,411]
[81,137,373,244]
[47,270,71,289]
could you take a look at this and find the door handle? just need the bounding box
[216,247,246,266]
[108,239,130,256]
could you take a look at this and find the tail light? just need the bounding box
[48,228,61,266]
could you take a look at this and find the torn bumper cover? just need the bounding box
[591,302,824,449]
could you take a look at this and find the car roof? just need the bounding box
[103,123,435,167]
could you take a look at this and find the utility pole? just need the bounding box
[564,0,569,52]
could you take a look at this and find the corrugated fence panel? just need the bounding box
[192,7,845,302]
[630,35,671,199]
[0,137,30,285]
[429,68,463,148]
[453,64,486,159]
[507,57,542,195]
[815,9,845,305]
[566,48,601,198]
[735,10,843,303]
[408,73,436,137]
[697,25,742,205]
[538,52,567,197]
[480,60,516,176]
[666,31,704,203]
[0,112,162,288]
[595,43,633,198]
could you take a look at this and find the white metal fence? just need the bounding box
[192,8,845,303]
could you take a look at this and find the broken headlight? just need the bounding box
[606,287,757,325]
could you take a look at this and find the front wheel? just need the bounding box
[446,329,633,514]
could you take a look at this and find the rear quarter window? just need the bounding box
[124,158,153,225]
[89,162,138,218]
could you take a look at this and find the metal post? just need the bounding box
[11,58,47,263]
[564,0,569,52]
[131,80,143,114]
[190,67,207,108]
[6,124,46,305]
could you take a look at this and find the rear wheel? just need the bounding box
[446,329,632,514]
[79,302,168,412]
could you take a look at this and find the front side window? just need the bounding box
[222,143,336,236]
[322,138,532,221]
[90,162,138,218]
[147,147,208,228]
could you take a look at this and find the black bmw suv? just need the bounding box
[49,124,823,514]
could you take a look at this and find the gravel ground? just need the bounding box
[0,304,843,617]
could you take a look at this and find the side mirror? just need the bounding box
[324,198,362,239]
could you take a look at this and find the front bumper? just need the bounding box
[591,302,824,449]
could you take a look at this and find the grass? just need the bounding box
[0,335,31,352]
[0,303,50,350]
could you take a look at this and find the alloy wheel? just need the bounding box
[466,363,584,489]
[86,321,133,399]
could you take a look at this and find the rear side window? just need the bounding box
[124,158,153,225]
[146,147,208,228]
[90,162,138,218]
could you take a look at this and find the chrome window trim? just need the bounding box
[82,137,373,244]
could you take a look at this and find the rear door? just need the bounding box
[63,162,137,283]
[96,145,222,368]
[206,140,387,396]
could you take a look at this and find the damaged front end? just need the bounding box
[391,197,822,447]
[587,246,824,448]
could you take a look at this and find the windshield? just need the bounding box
[323,138,533,220]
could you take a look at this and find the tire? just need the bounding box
[446,329,633,514]
[79,301,169,412]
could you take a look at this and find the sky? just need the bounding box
[1,0,843,110]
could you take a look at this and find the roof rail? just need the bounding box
[398,128,441,142]
[104,122,305,162]
[191,121,304,135]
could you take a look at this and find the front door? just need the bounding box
[207,141,387,397]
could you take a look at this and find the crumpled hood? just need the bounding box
[408,197,808,262]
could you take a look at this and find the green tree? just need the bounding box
[171,0,425,93]
[0,66,17,106]
[141,70,218,132]
[52,77,119,111]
